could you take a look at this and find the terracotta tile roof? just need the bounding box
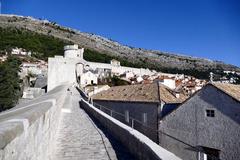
[93,83,188,103]
[211,83,240,102]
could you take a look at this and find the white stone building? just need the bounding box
[110,59,120,66]
[20,63,43,76]
[159,78,176,90]
[80,71,98,87]
[136,76,144,83]
[11,48,31,56]
[124,71,135,79]
[22,88,45,99]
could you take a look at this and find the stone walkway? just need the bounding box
[52,87,135,160]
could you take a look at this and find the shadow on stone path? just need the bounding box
[52,87,137,160]
[81,102,137,160]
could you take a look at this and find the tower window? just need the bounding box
[206,109,215,117]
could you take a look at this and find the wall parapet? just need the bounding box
[80,99,181,160]
[0,84,69,160]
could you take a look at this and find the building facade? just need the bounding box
[80,71,98,87]
[159,83,240,160]
[92,82,188,143]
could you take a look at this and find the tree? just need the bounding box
[0,56,22,111]
[110,75,130,86]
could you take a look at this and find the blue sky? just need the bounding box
[2,0,240,67]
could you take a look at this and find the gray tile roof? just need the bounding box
[211,83,240,102]
[93,83,188,103]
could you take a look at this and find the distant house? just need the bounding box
[22,88,45,99]
[95,68,111,80]
[80,70,98,87]
[159,83,240,160]
[121,71,134,79]
[136,76,144,83]
[157,78,176,89]
[21,63,42,75]
[92,82,188,142]
[110,59,120,66]
[11,48,31,56]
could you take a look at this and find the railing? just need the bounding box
[94,102,147,129]
[80,99,182,160]
[92,101,220,160]
[77,87,220,160]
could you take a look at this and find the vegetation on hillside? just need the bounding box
[0,56,22,111]
[1,27,238,81]
[0,27,70,60]
[98,75,130,86]
[110,76,130,86]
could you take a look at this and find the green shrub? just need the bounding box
[0,27,70,60]
[0,56,22,111]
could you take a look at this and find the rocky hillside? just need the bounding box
[0,14,239,79]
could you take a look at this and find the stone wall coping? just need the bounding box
[0,84,69,149]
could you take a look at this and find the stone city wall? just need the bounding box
[87,61,155,76]
[0,85,69,160]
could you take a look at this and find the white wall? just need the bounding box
[87,62,154,76]
[160,79,176,89]
[80,71,98,87]
[47,57,82,91]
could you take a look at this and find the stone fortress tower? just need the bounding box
[48,45,85,91]
[47,44,155,91]
[64,44,84,59]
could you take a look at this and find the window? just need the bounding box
[206,109,215,117]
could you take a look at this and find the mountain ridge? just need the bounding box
[0,14,239,79]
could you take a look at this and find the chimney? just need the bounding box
[175,93,180,99]
[210,72,214,82]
